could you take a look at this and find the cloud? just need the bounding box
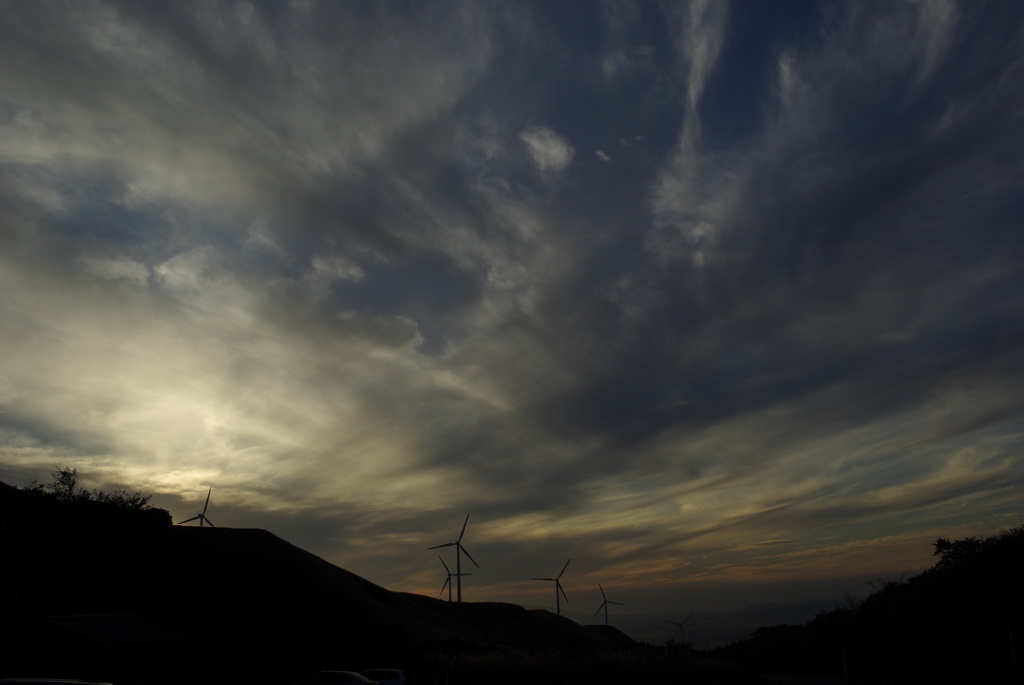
[600,46,655,81]
[1,0,1023,617]
[518,126,576,174]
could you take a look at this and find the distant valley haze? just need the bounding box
[1,0,1023,624]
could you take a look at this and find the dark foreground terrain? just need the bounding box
[0,481,759,685]
[709,525,1024,685]
[3,479,1022,684]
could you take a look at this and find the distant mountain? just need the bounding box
[1,482,635,684]
[611,599,837,649]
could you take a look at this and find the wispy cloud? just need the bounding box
[1,0,1022,615]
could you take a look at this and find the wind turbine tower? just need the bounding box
[666,612,694,643]
[179,487,215,527]
[533,558,571,615]
[428,514,478,602]
[438,555,472,603]
[594,582,625,626]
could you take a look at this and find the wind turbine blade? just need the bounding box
[594,603,605,616]
[458,513,470,542]
[683,612,694,624]
[440,577,450,594]
[558,582,569,603]
[179,516,199,524]
[439,556,451,573]
[460,544,479,568]
[598,582,607,600]
[558,558,571,578]
[429,542,456,550]
[204,517,215,527]
[533,577,556,581]
[203,487,212,514]
[609,601,625,606]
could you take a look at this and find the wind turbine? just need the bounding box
[428,514,478,602]
[533,558,571,616]
[438,555,472,603]
[179,487,215,527]
[594,582,625,626]
[666,612,694,643]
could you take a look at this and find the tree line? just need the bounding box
[22,465,154,510]
[2,465,172,529]
[706,523,1024,684]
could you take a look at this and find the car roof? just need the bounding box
[300,672,363,677]
[0,680,115,684]
[299,673,368,682]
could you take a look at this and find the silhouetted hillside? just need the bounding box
[3,480,758,685]
[706,524,1024,684]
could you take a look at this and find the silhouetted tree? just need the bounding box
[932,536,983,568]
[94,487,153,511]
[29,465,88,501]
[27,466,153,510]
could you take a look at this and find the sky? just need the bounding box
[2,0,1024,635]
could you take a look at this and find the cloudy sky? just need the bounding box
[3,0,1024,626]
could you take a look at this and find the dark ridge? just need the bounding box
[706,524,1024,684]
[1,481,659,685]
